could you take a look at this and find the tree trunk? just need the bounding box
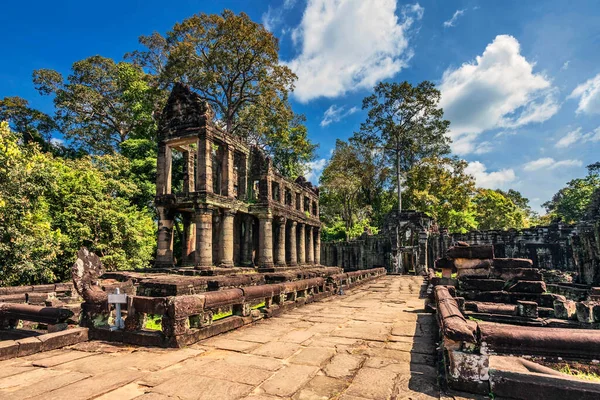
[396,146,402,214]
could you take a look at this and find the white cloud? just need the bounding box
[286,0,423,102]
[523,157,582,171]
[304,158,327,183]
[443,9,465,28]
[320,105,359,127]
[50,137,64,146]
[465,161,516,189]
[261,0,296,32]
[555,126,600,148]
[569,73,600,115]
[561,60,570,71]
[439,35,559,155]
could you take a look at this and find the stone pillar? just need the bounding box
[238,154,248,200]
[297,223,306,265]
[155,206,174,266]
[314,227,321,265]
[241,215,254,266]
[274,217,286,267]
[219,209,235,267]
[182,150,195,193]
[287,220,297,266]
[156,145,172,195]
[196,133,212,192]
[181,213,196,265]
[195,206,213,268]
[222,144,235,197]
[257,216,274,268]
[306,225,314,264]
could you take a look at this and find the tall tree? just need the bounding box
[473,189,527,230]
[33,56,163,154]
[128,10,315,177]
[405,157,477,233]
[0,96,57,147]
[357,81,451,212]
[543,162,600,223]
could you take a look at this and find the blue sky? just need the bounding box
[1,0,600,212]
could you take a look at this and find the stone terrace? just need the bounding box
[0,276,448,400]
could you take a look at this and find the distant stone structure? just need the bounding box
[155,84,321,270]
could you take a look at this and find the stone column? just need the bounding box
[181,213,196,265]
[257,216,274,268]
[274,216,286,267]
[195,206,213,268]
[196,133,212,192]
[183,150,195,193]
[287,220,297,266]
[218,209,235,267]
[222,144,235,197]
[297,223,306,265]
[306,225,314,264]
[156,145,172,195]
[314,227,321,265]
[241,215,254,266]
[155,206,174,266]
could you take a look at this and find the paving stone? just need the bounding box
[203,338,262,352]
[392,374,439,399]
[323,353,365,378]
[279,330,315,344]
[344,367,398,399]
[252,342,301,359]
[32,350,96,368]
[0,370,90,400]
[223,353,284,371]
[195,359,274,385]
[292,375,348,400]
[152,375,253,400]
[289,347,335,366]
[96,382,147,400]
[261,364,320,397]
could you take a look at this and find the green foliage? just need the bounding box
[144,314,163,331]
[543,163,600,223]
[558,365,600,382]
[0,96,57,148]
[473,189,527,230]
[128,10,315,178]
[33,56,164,154]
[357,81,451,211]
[0,122,156,286]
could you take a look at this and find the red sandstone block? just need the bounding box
[39,327,88,351]
[16,336,42,357]
[0,340,19,361]
[493,258,534,269]
[447,245,494,260]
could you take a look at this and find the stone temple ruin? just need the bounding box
[0,83,599,399]
[155,83,321,271]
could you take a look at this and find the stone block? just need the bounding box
[507,281,546,294]
[447,245,494,259]
[0,340,19,360]
[554,299,577,320]
[576,301,594,323]
[492,267,542,281]
[492,258,534,269]
[517,300,538,318]
[16,336,43,357]
[39,327,89,351]
[459,278,505,292]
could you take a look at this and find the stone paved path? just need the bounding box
[0,276,443,400]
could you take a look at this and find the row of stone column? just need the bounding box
[156,206,321,268]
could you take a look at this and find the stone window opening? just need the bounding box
[312,201,317,216]
[285,188,292,206]
[272,182,280,202]
[304,197,310,213]
[296,193,301,210]
[211,143,223,195]
[251,180,260,201]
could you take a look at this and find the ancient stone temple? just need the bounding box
[155,83,321,270]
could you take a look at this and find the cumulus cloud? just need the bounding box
[523,157,582,171]
[286,0,423,102]
[569,73,600,115]
[555,126,600,148]
[443,9,465,28]
[304,159,327,184]
[465,161,516,189]
[439,35,560,155]
[320,105,359,127]
[261,0,297,32]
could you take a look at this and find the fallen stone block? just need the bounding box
[16,336,43,357]
[492,258,534,269]
[517,300,538,318]
[576,302,595,323]
[0,340,19,360]
[507,281,546,294]
[39,327,89,351]
[447,245,494,260]
[554,298,577,320]
[492,267,542,281]
[459,278,505,292]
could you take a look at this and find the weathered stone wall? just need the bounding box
[321,234,392,271]
[573,188,600,285]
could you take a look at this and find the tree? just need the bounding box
[0,122,155,286]
[0,96,57,147]
[128,10,315,177]
[543,163,600,224]
[404,157,477,233]
[357,81,451,212]
[33,56,163,154]
[473,189,527,230]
